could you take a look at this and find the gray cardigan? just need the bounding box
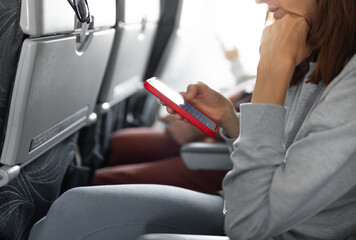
[222,54,356,240]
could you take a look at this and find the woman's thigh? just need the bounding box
[29,184,225,240]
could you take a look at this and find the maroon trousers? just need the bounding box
[92,128,227,194]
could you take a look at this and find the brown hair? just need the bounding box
[291,0,356,86]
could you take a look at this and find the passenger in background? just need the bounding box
[92,46,254,194]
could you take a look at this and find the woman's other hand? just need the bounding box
[252,14,311,105]
[260,14,310,67]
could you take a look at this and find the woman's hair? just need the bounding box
[291,0,356,86]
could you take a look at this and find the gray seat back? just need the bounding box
[0,0,116,186]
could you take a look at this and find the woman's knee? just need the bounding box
[31,185,225,240]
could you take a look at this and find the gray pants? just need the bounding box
[29,184,225,240]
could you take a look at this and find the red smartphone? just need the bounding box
[144,77,219,137]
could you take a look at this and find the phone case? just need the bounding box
[144,77,219,137]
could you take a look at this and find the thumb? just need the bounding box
[185,82,207,100]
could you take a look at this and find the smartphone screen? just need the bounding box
[144,77,219,136]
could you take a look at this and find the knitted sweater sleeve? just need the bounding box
[222,56,356,240]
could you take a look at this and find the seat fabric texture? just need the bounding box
[0,1,78,239]
[0,135,77,240]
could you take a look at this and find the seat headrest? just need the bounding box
[20,0,116,37]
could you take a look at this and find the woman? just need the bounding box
[29,0,356,239]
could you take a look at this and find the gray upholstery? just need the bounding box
[181,143,232,171]
[1,30,114,168]
[0,0,116,171]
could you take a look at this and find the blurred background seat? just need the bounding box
[97,0,161,109]
[181,142,232,171]
[74,0,183,185]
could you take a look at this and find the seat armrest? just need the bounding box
[180,142,232,171]
[137,234,229,240]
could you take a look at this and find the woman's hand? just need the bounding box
[252,14,311,105]
[160,115,205,146]
[260,14,310,67]
[165,82,240,138]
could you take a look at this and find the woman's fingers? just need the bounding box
[185,82,209,100]
[174,113,184,121]
[260,14,310,67]
[163,103,185,120]
[159,100,166,106]
[165,105,175,114]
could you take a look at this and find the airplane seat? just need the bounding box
[97,0,161,110]
[0,0,115,238]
